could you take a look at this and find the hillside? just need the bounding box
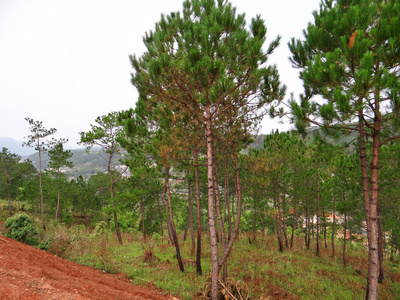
[0,137,35,157]
[0,235,169,300]
[26,148,126,179]
[16,130,358,180]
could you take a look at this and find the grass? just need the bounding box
[1,203,400,299]
[41,226,400,299]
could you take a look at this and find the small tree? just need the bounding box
[0,148,21,215]
[23,118,56,229]
[47,139,73,221]
[79,112,128,245]
[5,213,38,246]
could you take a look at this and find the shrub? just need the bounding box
[62,214,73,227]
[94,221,109,235]
[4,213,38,246]
[152,232,163,243]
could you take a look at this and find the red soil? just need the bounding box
[0,235,172,300]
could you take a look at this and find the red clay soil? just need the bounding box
[0,235,171,300]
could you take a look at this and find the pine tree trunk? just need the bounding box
[187,175,195,255]
[305,200,310,249]
[183,218,190,241]
[160,174,175,245]
[282,194,288,248]
[332,195,336,258]
[390,228,395,262]
[316,165,320,257]
[323,208,327,249]
[213,169,228,281]
[205,113,219,300]
[55,187,61,221]
[109,170,123,245]
[274,185,284,252]
[291,206,296,249]
[194,148,203,275]
[225,158,232,242]
[259,212,265,237]
[165,168,185,273]
[157,197,164,237]
[343,212,347,266]
[359,108,380,300]
[217,143,243,273]
[38,145,45,230]
[141,198,146,241]
[378,201,384,283]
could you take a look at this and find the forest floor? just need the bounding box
[0,234,172,300]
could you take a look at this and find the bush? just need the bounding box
[62,214,73,227]
[4,213,38,246]
[94,221,109,235]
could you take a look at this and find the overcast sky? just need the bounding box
[0,0,320,148]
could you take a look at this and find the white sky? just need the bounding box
[0,0,320,148]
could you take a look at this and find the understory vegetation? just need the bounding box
[1,204,400,300]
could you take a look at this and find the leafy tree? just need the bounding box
[23,118,56,229]
[5,213,38,246]
[288,0,400,297]
[47,139,73,220]
[0,148,21,215]
[130,0,284,296]
[79,112,128,245]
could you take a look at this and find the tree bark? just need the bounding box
[259,212,265,237]
[194,148,203,275]
[359,107,380,300]
[217,143,243,273]
[109,159,123,246]
[343,212,347,267]
[273,182,284,253]
[108,155,121,244]
[187,172,195,256]
[378,201,384,283]
[205,112,219,300]
[55,187,61,221]
[323,207,327,249]
[213,168,228,281]
[316,165,320,257]
[140,198,146,241]
[332,195,336,258]
[38,138,45,230]
[282,193,289,248]
[224,158,232,242]
[157,196,164,237]
[291,206,296,249]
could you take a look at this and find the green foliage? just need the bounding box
[94,221,109,235]
[62,214,73,226]
[4,213,38,246]
[151,232,163,243]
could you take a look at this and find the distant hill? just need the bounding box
[26,147,127,179]
[0,137,36,157]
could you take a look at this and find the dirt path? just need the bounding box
[0,235,172,299]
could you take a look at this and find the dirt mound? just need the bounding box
[0,235,171,299]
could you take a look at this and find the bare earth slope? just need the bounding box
[0,235,170,300]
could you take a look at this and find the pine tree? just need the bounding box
[130,1,284,296]
[79,112,128,245]
[23,118,56,229]
[47,139,73,220]
[288,1,400,298]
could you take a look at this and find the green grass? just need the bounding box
[1,205,400,299]
[41,228,400,299]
